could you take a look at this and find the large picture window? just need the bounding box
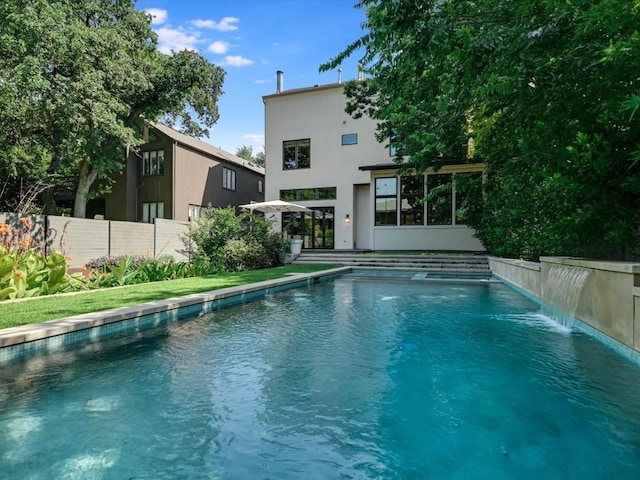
[142,150,165,176]
[374,171,480,227]
[223,167,236,191]
[375,177,397,225]
[400,175,424,225]
[283,139,310,170]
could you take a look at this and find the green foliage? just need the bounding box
[0,217,82,300]
[182,207,288,273]
[235,145,265,167]
[323,0,640,260]
[0,0,224,217]
[84,255,196,288]
[0,247,82,300]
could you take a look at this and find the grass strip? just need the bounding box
[0,264,339,329]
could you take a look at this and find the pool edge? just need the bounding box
[0,267,352,363]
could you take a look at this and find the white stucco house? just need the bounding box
[263,71,485,252]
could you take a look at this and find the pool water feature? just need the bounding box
[2,273,640,478]
[542,264,592,329]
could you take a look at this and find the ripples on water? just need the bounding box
[2,278,640,478]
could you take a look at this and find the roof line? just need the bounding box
[150,122,265,175]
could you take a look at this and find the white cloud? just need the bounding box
[222,55,254,67]
[242,134,265,147]
[193,17,239,31]
[145,8,168,25]
[155,27,199,54]
[207,41,229,54]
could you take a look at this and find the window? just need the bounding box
[341,133,358,145]
[223,167,236,191]
[426,174,453,225]
[400,175,425,225]
[454,171,483,225]
[258,179,263,194]
[142,150,164,176]
[188,204,204,220]
[283,139,310,170]
[279,187,337,202]
[142,202,164,223]
[373,171,480,227]
[375,177,397,225]
[389,135,407,157]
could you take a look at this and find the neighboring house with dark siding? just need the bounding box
[106,123,265,222]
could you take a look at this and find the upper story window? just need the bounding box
[283,139,310,170]
[223,167,236,191]
[389,136,407,157]
[258,179,264,194]
[341,133,358,146]
[142,150,165,176]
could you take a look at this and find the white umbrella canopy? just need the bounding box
[239,200,314,213]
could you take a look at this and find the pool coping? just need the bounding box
[0,267,352,350]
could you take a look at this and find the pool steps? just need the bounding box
[293,252,491,275]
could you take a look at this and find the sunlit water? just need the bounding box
[2,274,640,479]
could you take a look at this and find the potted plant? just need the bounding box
[290,235,303,255]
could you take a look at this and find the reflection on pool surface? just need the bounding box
[2,274,640,479]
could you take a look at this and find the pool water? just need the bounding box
[2,274,640,479]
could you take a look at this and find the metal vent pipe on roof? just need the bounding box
[338,68,342,83]
[276,70,284,93]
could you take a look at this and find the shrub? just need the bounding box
[83,255,196,288]
[223,239,269,272]
[181,207,288,274]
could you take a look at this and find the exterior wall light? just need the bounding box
[344,214,350,224]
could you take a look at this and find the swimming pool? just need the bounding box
[2,272,640,478]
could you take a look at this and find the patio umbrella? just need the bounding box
[239,200,314,213]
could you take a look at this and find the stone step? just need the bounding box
[292,252,491,274]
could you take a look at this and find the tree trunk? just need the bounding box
[41,188,58,215]
[73,160,99,218]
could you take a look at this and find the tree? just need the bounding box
[322,0,640,260]
[0,0,225,218]
[235,145,265,167]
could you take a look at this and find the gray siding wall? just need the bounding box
[110,221,155,257]
[173,144,264,221]
[154,218,189,261]
[47,217,110,267]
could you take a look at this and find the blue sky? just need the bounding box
[135,0,367,155]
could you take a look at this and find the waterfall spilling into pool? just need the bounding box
[542,264,592,329]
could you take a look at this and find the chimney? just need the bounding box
[338,68,343,84]
[276,70,284,94]
[357,63,364,81]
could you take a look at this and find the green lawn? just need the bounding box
[0,264,339,330]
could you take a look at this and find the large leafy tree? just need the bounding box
[0,0,225,217]
[323,0,640,260]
